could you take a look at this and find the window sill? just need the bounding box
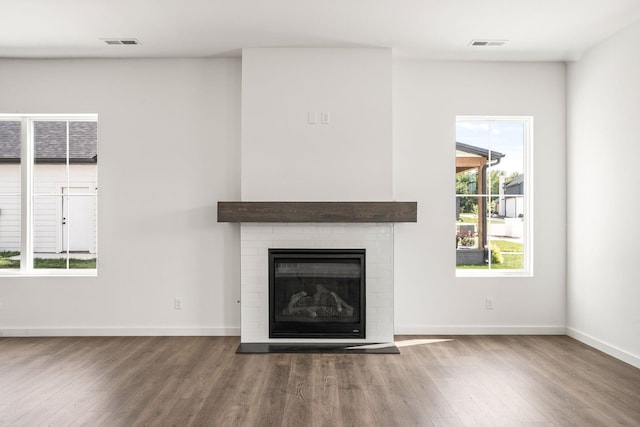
[456,269,532,278]
[0,269,97,277]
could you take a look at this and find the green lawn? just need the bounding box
[0,252,96,269]
[458,213,505,225]
[457,239,524,270]
[34,258,96,269]
[492,239,523,252]
[458,213,476,223]
[457,253,523,269]
[0,257,20,268]
[0,251,20,269]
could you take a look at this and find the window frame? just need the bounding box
[455,115,533,277]
[0,113,98,277]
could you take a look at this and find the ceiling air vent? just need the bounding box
[469,39,507,47]
[102,38,142,46]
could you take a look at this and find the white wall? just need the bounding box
[567,21,640,367]
[394,61,567,334]
[0,59,242,335]
[241,48,393,201]
[0,55,571,340]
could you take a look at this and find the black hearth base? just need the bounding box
[236,342,399,354]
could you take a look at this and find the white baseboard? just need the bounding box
[0,327,241,337]
[395,325,567,335]
[567,327,640,369]
[4,326,637,369]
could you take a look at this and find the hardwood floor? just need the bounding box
[1,335,639,426]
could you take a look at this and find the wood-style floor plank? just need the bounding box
[0,335,639,426]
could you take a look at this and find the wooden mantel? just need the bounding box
[217,202,417,223]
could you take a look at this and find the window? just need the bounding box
[0,115,98,275]
[455,116,532,276]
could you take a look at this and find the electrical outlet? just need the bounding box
[485,297,494,310]
[321,112,330,124]
[174,297,183,310]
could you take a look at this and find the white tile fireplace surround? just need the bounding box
[240,223,394,343]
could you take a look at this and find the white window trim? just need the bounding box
[455,115,533,277]
[1,113,98,277]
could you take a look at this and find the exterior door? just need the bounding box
[62,187,92,252]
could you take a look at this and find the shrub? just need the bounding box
[456,230,475,247]
[0,251,20,258]
[489,243,504,264]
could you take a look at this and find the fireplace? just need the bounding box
[237,223,394,344]
[269,249,365,339]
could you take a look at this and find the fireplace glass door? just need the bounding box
[269,249,365,339]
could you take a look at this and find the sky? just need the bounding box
[456,120,526,176]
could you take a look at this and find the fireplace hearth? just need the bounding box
[269,249,365,339]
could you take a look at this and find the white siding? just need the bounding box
[0,164,97,253]
[0,164,20,251]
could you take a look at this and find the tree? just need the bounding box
[458,170,520,217]
[489,170,519,195]
[456,171,477,214]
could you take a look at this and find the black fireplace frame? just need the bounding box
[269,248,366,339]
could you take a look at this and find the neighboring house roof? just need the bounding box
[504,174,524,195]
[0,121,20,160]
[456,142,505,159]
[505,174,524,188]
[0,121,97,164]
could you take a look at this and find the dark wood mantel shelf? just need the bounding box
[217,201,417,223]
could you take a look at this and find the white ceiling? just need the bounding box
[1,0,640,61]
